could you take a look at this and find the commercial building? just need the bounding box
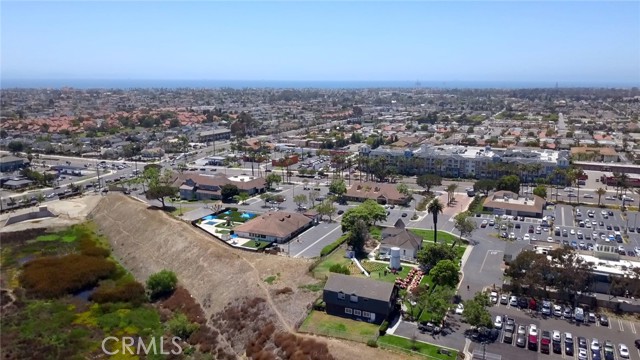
[483,191,545,218]
[233,211,314,243]
[359,144,570,180]
[344,182,410,206]
[175,173,266,201]
[198,129,231,142]
[0,155,26,172]
[323,273,398,325]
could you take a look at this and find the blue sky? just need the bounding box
[1,1,639,83]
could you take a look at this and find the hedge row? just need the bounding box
[320,233,349,257]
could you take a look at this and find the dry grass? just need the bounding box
[89,194,422,360]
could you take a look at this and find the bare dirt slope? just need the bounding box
[90,194,419,360]
[90,194,318,330]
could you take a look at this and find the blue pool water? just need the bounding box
[241,213,254,219]
[224,211,231,215]
[231,234,238,239]
[205,221,216,225]
[202,215,216,220]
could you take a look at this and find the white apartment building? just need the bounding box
[359,144,570,180]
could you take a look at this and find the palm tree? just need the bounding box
[596,187,607,207]
[446,183,458,205]
[428,198,445,243]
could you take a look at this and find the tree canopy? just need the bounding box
[143,167,178,209]
[462,292,492,328]
[329,178,347,198]
[473,179,496,195]
[221,184,239,200]
[146,269,178,300]
[417,243,457,269]
[417,174,442,193]
[341,199,386,232]
[430,260,460,288]
[496,175,521,194]
[533,185,547,199]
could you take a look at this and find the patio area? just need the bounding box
[194,210,270,251]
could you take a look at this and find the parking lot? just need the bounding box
[472,204,640,257]
[466,294,640,360]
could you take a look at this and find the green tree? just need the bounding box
[417,174,442,193]
[396,183,411,198]
[445,183,458,205]
[422,286,455,324]
[293,193,308,209]
[417,243,457,269]
[348,219,369,254]
[341,199,386,232]
[308,190,319,208]
[462,292,492,328]
[233,192,250,204]
[453,212,477,246]
[317,200,337,222]
[7,141,25,154]
[496,175,521,194]
[169,118,181,128]
[146,270,178,300]
[430,259,460,288]
[143,167,178,209]
[265,173,282,189]
[533,185,547,199]
[473,179,496,195]
[260,193,273,207]
[596,187,606,207]
[329,178,347,199]
[427,198,444,243]
[221,184,239,200]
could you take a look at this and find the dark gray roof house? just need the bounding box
[323,274,397,325]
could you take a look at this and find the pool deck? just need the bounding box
[195,217,265,251]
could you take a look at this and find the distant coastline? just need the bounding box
[1,79,638,90]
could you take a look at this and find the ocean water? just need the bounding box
[1,78,637,90]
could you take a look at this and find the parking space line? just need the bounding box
[630,321,637,334]
[618,319,624,331]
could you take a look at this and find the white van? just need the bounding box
[574,307,584,322]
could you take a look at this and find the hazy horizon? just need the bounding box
[2,1,639,84]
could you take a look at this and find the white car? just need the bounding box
[547,236,554,242]
[524,234,531,241]
[490,292,498,304]
[584,194,594,198]
[619,343,630,358]
[528,324,537,336]
[552,330,561,342]
[500,294,508,305]
[578,348,588,360]
[570,229,576,235]
[455,303,464,315]
[553,305,562,317]
[510,295,518,306]
[601,210,608,215]
[494,315,503,329]
[635,247,640,255]
[591,338,600,352]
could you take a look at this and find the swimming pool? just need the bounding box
[205,221,216,225]
[202,215,216,221]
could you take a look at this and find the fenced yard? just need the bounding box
[298,310,379,343]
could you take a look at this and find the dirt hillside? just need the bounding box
[89,194,416,360]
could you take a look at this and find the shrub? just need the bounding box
[91,280,146,305]
[329,264,350,275]
[366,339,378,348]
[20,254,116,298]
[320,233,349,256]
[168,312,200,339]
[146,270,178,300]
[275,287,293,295]
[379,320,389,335]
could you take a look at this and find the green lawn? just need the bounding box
[313,249,352,280]
[377,334,458,359]
[242,240,270,250]
[299,310,378,343]
[366,265,411,283]
[410,229,458,245]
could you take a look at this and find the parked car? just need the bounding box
[490,292,498,304]
[591,338,601,352]
[619,343,630,358]
[565,333,574,356]
[516,333,526,347]
[494,315,503,329]
[455,303,464,315]
[500,294,508,305]
[509,295,518,307]
[552,304,562,317]
[541,331,551,354]
[600,315,609,326]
